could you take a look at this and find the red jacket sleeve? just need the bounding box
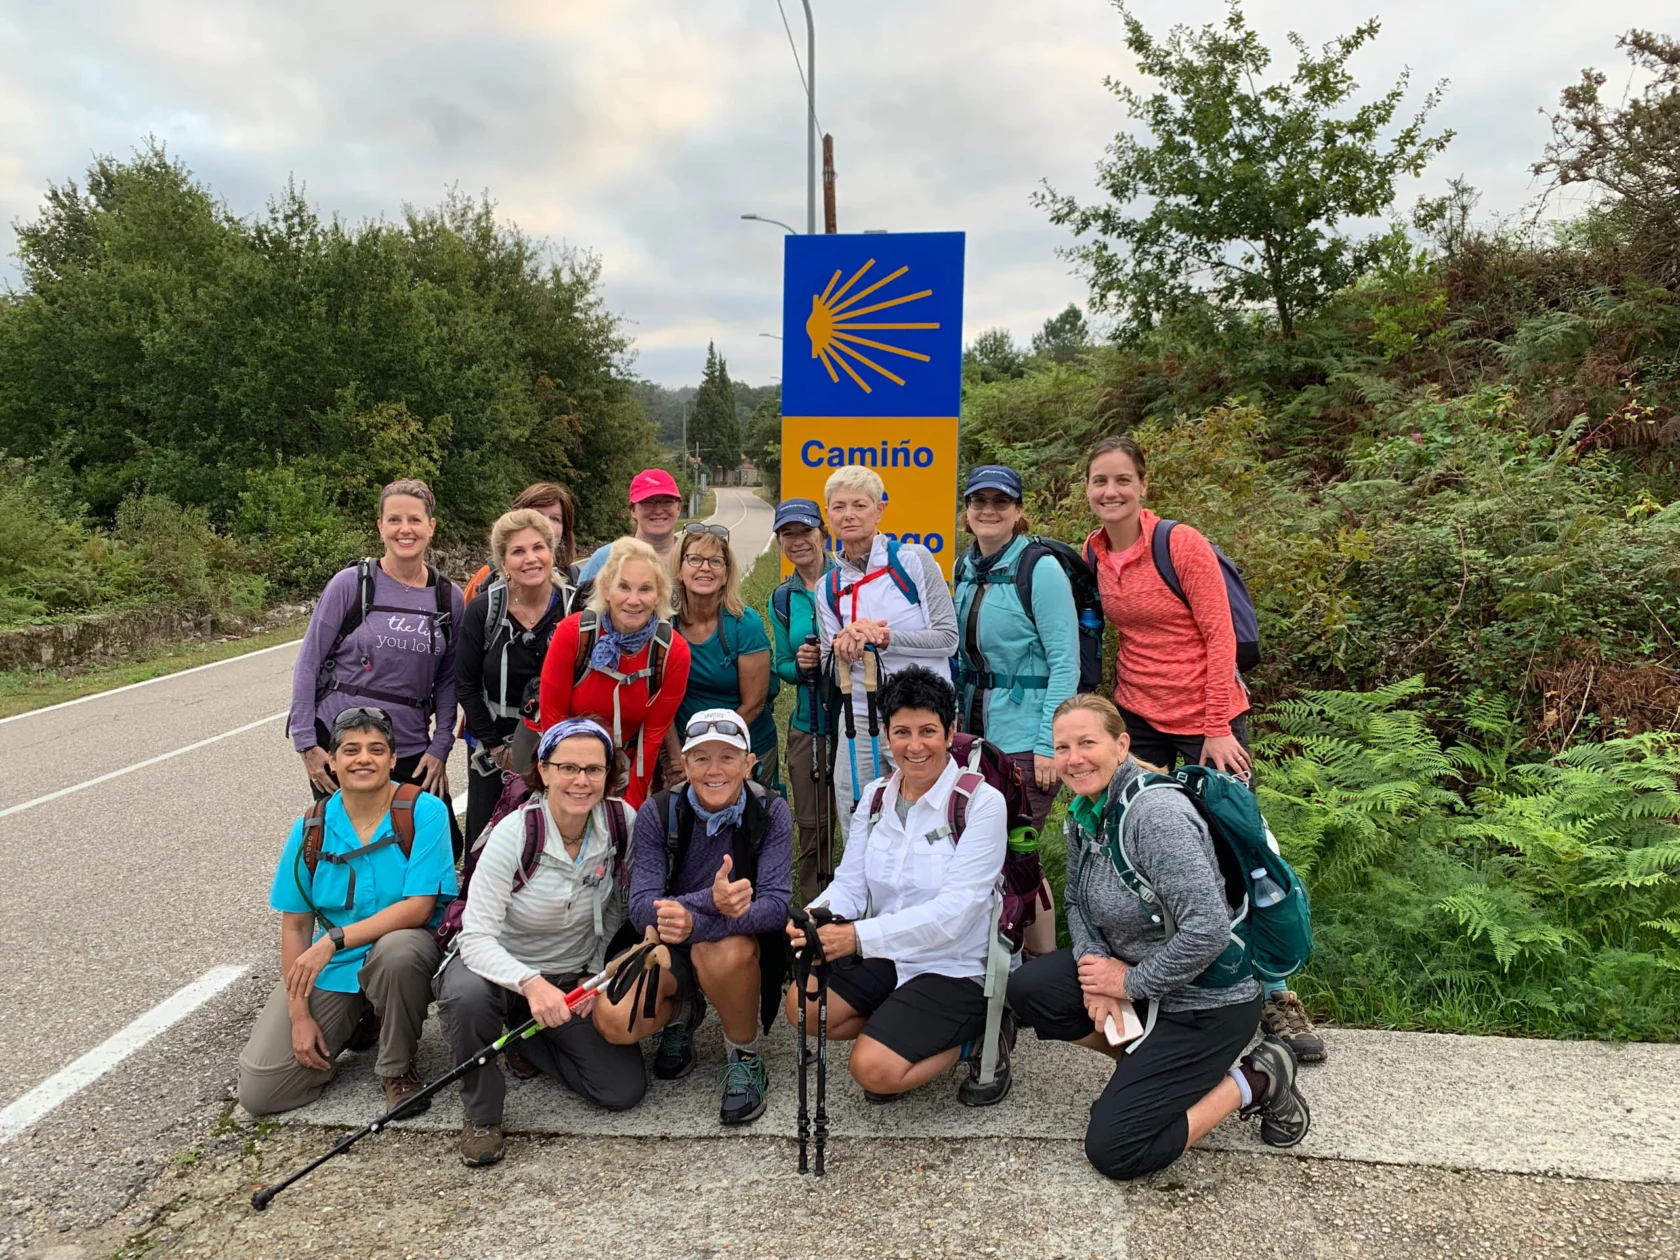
[1168,527,1239,738]
[537,614,583,732]
[625,634,691,807]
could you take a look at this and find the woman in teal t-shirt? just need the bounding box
[662,523,780,789]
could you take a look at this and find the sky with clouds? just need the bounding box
[1,0,1671,386]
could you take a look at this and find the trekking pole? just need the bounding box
[841,660,861,822]
[862,646,882,781]
[814,957,828,1176]
[251,969,609,1210]
[789,906,835,1176]
[803,635,831,884]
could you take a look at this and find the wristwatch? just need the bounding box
[327,926,346,951]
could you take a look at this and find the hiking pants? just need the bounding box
[464,754,507,850]
[1007,949,1261,1181]
[237,928,440,1116]
[1117,709,1252,783]
[434,955,646,1123]
[786,726,840,903]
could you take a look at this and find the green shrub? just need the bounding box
[232,464,368,591]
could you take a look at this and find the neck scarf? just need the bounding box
[590,611,659,672]
[687,785,747,836]
[968,537,1012,578]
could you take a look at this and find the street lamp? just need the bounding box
[759,333,784,341]
[741,213,798,234]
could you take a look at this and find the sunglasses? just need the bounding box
[685,717,746,741]
[330,706,394,740]
[683,522,731,540]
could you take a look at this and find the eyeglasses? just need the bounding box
[685,717,746,741]
[684,522,731,540]
[683,553,728,570]
[543,761,608,780]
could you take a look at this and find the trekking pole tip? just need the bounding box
[250,1189,272,1211]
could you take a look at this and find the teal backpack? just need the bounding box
[1105,765,1312,990]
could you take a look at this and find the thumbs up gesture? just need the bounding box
[712,853,754,919]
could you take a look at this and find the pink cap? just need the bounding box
[628,468,681,503]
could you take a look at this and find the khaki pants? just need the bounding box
[786,726,840,903]
[237,928,441,1116]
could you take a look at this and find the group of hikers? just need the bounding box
[240,442,1323,1182]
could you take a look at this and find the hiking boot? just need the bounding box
[457,1120,504,1167]
[381,1064,431,1117]
[719,1052,769,1126]
[1261,990,1326,1063]
[957,1009,1017,1108]
[654,991,706,1080]
[1239,1036,1310,1148]
[503,1045,540,1080]
[346,1006,381,1054]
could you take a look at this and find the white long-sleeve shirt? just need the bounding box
[457,798,635,992]
[821,757,1006,983]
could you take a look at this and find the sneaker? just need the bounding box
[1239,1036,1311,1148]
[380,1064,431,1117]
[346,1007,381,1054]
[957,1010,1017,1108]
[1261,990,1326,1063]
[654,991,706,1080]
[719,1052,768,1126]
[457,1120,504,1167]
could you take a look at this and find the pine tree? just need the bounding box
[689,342,740,476]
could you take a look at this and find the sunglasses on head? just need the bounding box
[685,717,746,741]
[684,522,731,540]
[331,706,393,734]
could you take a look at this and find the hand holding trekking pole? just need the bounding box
[521,974,579,1026]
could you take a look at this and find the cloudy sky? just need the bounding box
[1,0,1670,385]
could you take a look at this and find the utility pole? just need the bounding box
[822,134,837,233]
[802,1,816,233]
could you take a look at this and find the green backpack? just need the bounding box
[1105,765,1313,988]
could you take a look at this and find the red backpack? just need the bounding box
[866,733,1048,952]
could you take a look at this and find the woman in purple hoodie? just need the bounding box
[288,480,467,850]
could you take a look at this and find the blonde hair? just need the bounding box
[489,509,561,590]
[824,465,885,505]
[1052,692,1128,742]
[588,537,673,619]
[671,530,745,619]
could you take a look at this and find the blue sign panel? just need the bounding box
[781,232,965,418]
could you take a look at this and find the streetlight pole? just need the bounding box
[741,213,798,235]
[802,0,816,234]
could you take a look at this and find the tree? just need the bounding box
[1031,304,1092,362]
[742,390,783,499]
[962,327,1027,385]
[688,342,740,475]
[1035,3,1452,341]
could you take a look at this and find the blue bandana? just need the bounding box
[687,785,747,836]
[590,612,659,672]
[537,717,615,766]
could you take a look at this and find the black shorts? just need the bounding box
[823,957,989,1065]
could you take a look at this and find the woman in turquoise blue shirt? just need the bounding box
[662,523,780,789]
[953,465,1081,829]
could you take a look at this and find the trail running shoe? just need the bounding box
[1240,1036,1311,1148]
[654,1022,696,1080]
[719,1052,768,1126]
[457,1120,504,1167]
[957,1009,1017,1108]
[1261,990,1326,1063]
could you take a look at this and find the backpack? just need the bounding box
[1104,765,1312,989]
[480,579,569,721]
[1146,522,1261,672]
[314,558,456,712]
[655,782,789,1033]
[865,733,1049,953]
[954,539,1104,700]
[294,783,422,932]
[433,797,634,950]
[824,538,920,623]
[572,608,676,695]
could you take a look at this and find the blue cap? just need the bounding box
[773,498,825,532]
[965,465,1024,501]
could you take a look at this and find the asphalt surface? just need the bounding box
[4,485,1677,1259]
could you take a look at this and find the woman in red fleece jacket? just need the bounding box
[538,537,690,808]
[1081,435,1251,778]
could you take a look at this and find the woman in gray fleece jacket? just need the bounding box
[1007,694,1310,1180]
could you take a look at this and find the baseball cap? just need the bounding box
[680,708,751,754]
[773,498,824,532]
[628,469,682,503]
[964,465,1024,501]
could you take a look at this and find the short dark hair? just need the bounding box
[326,706,395,753]
[878,665,956,732]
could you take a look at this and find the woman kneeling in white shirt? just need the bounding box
[784,666,1013,1105]
[435,717,646,1167]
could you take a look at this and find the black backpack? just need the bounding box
[314,558,456,713]
[955,539,1104,694]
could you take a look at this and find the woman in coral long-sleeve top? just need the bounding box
[1080,436,1251,779]
[538,538,690,808]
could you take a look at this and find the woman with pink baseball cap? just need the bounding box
[576,468,684,584]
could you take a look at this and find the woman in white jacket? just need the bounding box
[815,465,960,822]
[784,667,1014,1106]
[434,717,645,1167]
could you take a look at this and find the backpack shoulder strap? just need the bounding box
[824,566,845,620]
[1014,539,1048,628]
[771,577,796,632]
[867,783,889,828]
[883,538,920,605]
[426,564,454,647]
[485,580,511,645]
[659,789,688,891]
[388,783,421,859]
[648,618,675,694]
[301,795,333,876]
[1150,520,1189,607]
[945,770,986,843]
[511,804,546,893]
[573,608,601,685]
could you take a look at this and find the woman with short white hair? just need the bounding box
[814,464,959,820]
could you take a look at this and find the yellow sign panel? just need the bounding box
[779,416,960,582]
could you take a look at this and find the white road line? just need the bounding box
[0,711,287,819]
[0,638,301,726]
[0,965,248,1144]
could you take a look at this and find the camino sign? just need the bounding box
[780,231,965,580]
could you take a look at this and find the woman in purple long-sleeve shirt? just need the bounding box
[288,480,466,851]
[595,708,792,1128]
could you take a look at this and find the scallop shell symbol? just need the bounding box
[805,259,939,393]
